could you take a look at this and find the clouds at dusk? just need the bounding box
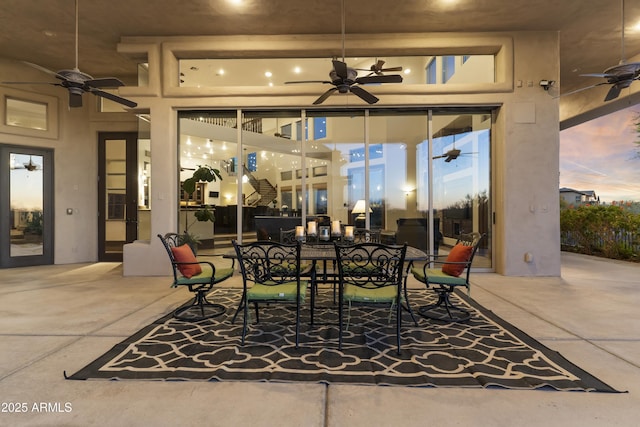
[560,105,640,203]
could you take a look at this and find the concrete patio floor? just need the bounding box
[0,251,638,426]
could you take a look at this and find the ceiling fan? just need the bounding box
[564,0,640,102]
[433,148,463,163]
[10,155,40,171]
[284,0,403,105]
[1,0,137,109]
[356,59,403,76]
[433,141,477,163]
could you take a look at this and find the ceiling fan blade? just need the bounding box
[91,89,138,108]
[580,73,612,78]
[284,80,331,84]
[381,66,403,72]
[313,87,338,105]
[332,60,348,80]
[356,74,403,84]
[87,77,125,88]
[444,157,455,163]
[604,85,622,101]
[1,81,58,86]
[555,82,608,98]
[69,92,83,108]
[432,154,447,159]
[350,85,379,104]
[22,61,63,79]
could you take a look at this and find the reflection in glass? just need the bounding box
[6,98,47,130]
[428,112,492,268]
[9,153,44,256]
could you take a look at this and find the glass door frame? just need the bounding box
[0,144,54,268]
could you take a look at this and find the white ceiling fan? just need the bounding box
[1,0,136,109]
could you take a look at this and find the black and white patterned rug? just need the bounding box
[67,288,619,391]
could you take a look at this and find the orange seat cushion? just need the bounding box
[441,243,473,277]
[171,244,202,278]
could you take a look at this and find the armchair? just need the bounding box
[410,232,485,322]
[157,233,235,321]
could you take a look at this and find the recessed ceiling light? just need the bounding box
[217,69,225,76]
[404,69,411,74]
[265,71,273,78]
[294,66,301,74]
[268,82,273,87]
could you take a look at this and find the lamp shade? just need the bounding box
[352,199,372,214]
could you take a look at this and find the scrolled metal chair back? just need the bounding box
[335,242,407,289]
[234,240,301,285]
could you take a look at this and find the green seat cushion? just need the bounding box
[343,283,397,303]
[411,267,467,287]
[174,265,234,286]
[248,280,308,302]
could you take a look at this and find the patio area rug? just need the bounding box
[67,288,619,391]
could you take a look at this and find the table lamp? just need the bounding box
[352,199,372,224]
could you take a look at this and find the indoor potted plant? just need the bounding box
[180,164,222,253]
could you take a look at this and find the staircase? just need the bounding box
[243,165,277,207]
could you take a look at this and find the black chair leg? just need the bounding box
[418,287,471,322]
[231,290,246,324]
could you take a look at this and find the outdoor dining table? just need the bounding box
[223,242,428,324]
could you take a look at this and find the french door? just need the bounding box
[0,144,54,268]
[98,132,138,261]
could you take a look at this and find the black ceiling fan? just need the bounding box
[433,148,464,163]
[284,0,403,105]
[356,59,403,76]
[564,0,640,102]
[1,0,137,109]
[11,155,41,171]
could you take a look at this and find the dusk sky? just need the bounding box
[560,104,640,203]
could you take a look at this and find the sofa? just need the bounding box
[394,217,442,254]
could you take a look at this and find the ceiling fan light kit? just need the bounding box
[1,0,136,109]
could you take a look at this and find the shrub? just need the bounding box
[560,205,640,260]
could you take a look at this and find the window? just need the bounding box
[426,59,437,84]
[349,144,383,163]
[247,152,257,172]
[295,119,308,141]
[281,123,292,139]
[281,170,293,181]
[313,117,326,140]
[442,56,455,83]
[5,97,47,131]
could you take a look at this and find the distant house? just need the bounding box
[560,187,600,206]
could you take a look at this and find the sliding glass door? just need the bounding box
[177,108,492,270]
